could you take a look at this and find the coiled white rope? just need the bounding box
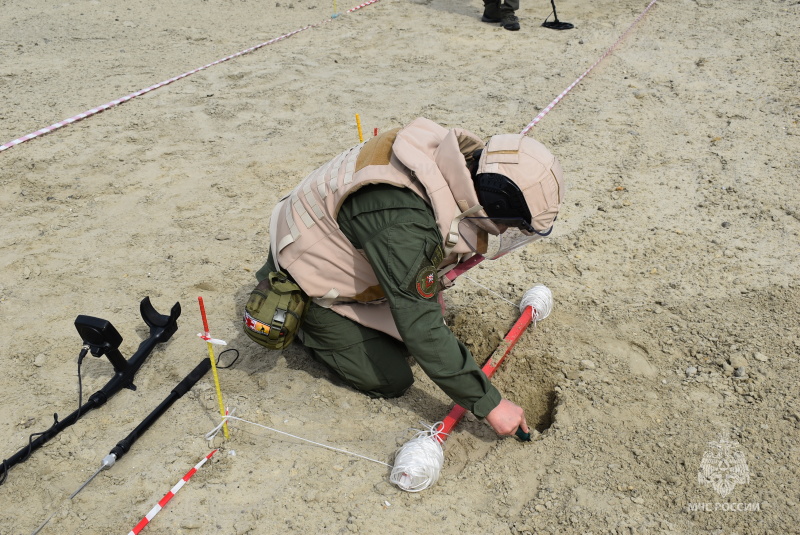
[520,284,553,320]
[461,277,554,319]
[389,422,445,492]
[206,414,446,492]
[206,413,449,492]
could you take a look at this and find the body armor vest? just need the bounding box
[270,118,488,314]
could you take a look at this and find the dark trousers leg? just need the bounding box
[300,303,414,399]
[254,249,412,398]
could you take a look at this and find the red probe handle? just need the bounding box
[436,306,535,442]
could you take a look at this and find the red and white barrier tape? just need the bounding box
[520,0,659,135]
[127,449,217,535]
[4,0,656,153]
[0,0,382,154]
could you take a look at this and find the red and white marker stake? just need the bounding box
[127,449,217,535]
[436,307,533,441]
[197,296,230,439]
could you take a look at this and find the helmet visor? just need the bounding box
[459,217,551,260]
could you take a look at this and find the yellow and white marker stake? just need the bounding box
[355,113,364,142]
[197,296,229,439]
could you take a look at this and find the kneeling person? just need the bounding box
[245,117,564,437]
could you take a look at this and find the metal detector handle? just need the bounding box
[109,358,211,460]
[515,427,531,442]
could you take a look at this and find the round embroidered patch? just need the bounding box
[415,265,438,299]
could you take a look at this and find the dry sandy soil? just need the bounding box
[1,0,798,533]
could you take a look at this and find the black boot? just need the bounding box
[500,10,520,31]
[481,1,502,23]
[482,1,520,31]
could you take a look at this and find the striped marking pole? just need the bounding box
[128,449,217,535]
[436,306,535,442]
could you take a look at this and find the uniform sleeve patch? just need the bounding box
[409,243,443,299]
[414,265,438,299]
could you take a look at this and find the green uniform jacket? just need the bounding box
[308,183,502,418]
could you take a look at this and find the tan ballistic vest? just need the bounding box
[270,118,488,338]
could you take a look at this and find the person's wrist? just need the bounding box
[471,387,502,419]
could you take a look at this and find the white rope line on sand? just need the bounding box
[3,0,659,152]
[462,275,519,308]
[206,413,391,467]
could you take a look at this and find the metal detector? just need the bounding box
[542,0,574,30]
[70,357,212,499]
[0,297,181,484]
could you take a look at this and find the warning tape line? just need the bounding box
[520,0,659,134]
[127,449,217,535]
[4,0,658,153]
[0,0,381,154]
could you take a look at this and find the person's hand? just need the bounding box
[485,399,529,436]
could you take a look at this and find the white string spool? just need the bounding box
[389,422,444,492]
[519,284,553,320]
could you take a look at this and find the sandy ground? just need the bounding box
[1,0,799,533]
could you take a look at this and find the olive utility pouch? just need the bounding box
[243,271,310,350]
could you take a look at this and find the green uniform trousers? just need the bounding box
[257,252,415,399]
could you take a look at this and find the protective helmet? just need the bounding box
[474,134,564,235]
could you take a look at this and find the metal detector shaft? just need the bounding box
[109,357,210,461]
[0,297,180,483]
[70,357,211,500]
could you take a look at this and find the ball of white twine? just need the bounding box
[519,284,553,320]
[389,422,445,492]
